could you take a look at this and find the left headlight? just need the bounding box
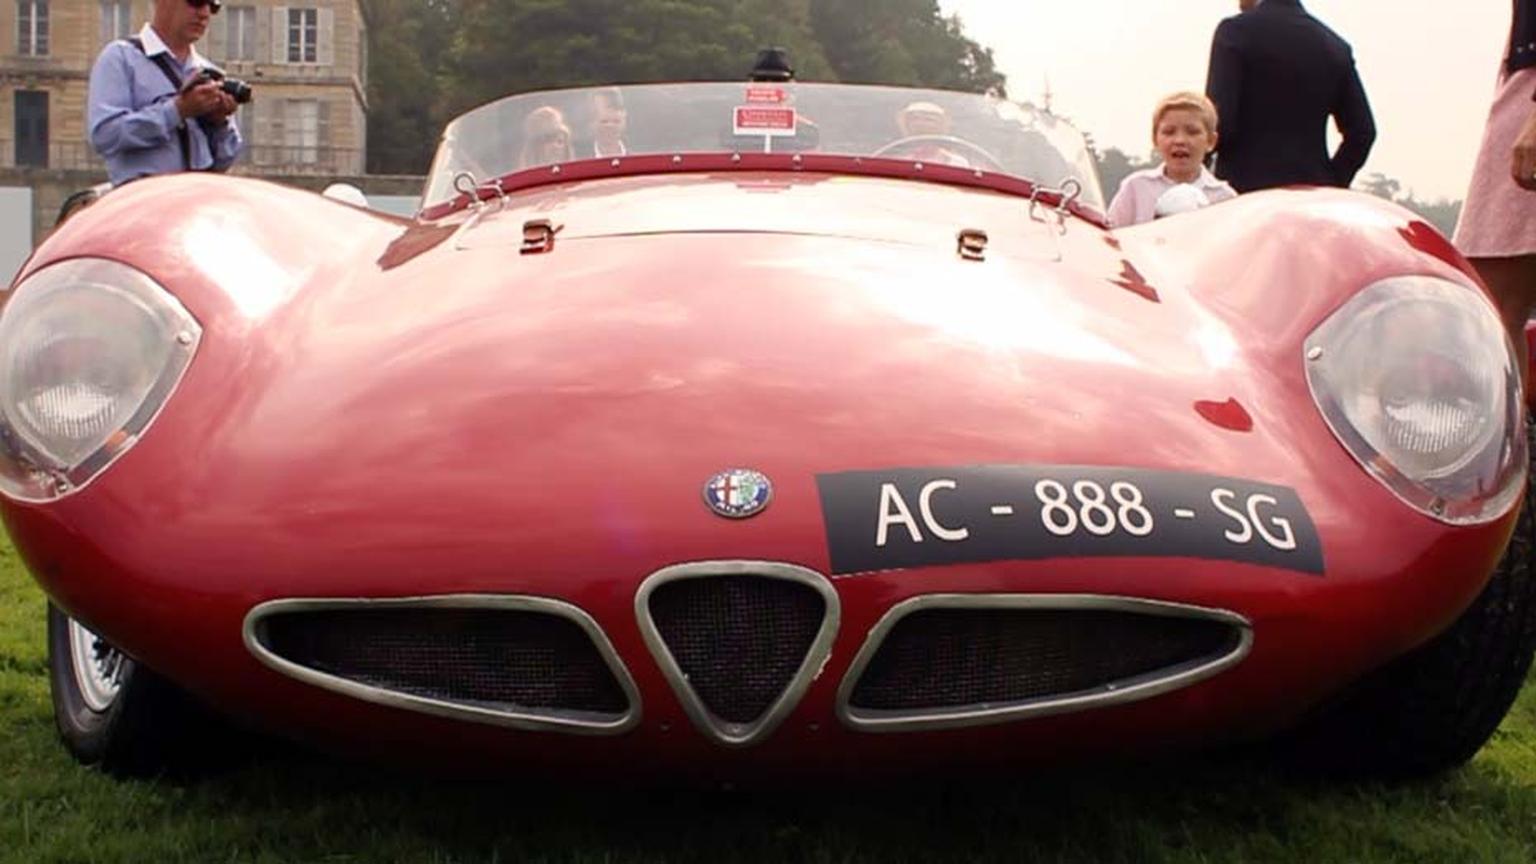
[0,258,201,501]
[1305,275,1525,525]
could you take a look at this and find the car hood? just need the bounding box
[20,173,1478,585]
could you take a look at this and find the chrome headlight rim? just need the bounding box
[1304,274,1525,526]
[0,257,201,502]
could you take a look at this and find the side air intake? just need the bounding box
[837,594,1251,732]
[243,595,640,735]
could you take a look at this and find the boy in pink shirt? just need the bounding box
[1108,91,1237,227]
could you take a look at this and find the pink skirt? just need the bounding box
[1455,66,1536,257]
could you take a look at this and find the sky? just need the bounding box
[938,0,1509,201]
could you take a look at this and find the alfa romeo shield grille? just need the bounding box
[647,574,826,725]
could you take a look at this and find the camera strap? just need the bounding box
[126,37,192,170]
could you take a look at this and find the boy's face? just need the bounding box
[1155,108,1215,177]
[591,98,626,147]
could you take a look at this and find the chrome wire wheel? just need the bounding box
[49,602,225,778]
[67,618,127,713]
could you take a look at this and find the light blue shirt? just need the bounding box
[87,24,242,185]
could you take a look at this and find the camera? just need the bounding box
[191,68,253,104]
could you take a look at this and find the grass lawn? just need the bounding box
[3,531,1535,864]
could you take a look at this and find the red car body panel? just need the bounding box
[1,170,1515,773]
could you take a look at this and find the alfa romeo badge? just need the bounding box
[704,468,773,519]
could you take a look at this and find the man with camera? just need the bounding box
[87,0,248,186]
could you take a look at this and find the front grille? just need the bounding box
[647,575,826,724]
[848,607,1242,712]
[258,607,629,716]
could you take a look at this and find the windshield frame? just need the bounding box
[418,151,1105,227]
[419,81,1106,223]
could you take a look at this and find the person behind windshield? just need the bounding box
[791,114,821,152]
[1107,91,1237,228]
[891,101,972,167]
[579,88,627,158]
[519,105,573,168]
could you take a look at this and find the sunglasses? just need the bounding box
[187,0,222,12]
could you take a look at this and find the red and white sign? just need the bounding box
[732,106,798,138]
[745,86,787,104]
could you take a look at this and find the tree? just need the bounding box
[1398,195,1462,238]
[1356,170,1462,238]
[365,0,458,174]
[737,0,836,81]
[445,0,756,110]
[809,0,1004,94]
[1359,171,1401,202]
[364,0,1007,175]
[1095,146,1155,204]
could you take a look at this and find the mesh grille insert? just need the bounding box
[260,608,629,715]
[648,575,826,725]
[849,607,1241,712]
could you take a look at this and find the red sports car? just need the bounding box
[4,76,1531,780]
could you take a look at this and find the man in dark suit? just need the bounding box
[575,88,628,159]
[1205,0,1376,193]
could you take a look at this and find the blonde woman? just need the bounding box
[1456,0,1536,348]
[519,105,573,169]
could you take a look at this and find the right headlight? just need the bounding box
[1305,275,1525,525]
[0,258,201,502]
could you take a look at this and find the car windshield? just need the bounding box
[422,82,1104,210]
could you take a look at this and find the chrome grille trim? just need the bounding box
[836,594,1252,733]
[635,561,840,748]
[242,594,641,736]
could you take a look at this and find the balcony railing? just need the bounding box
[0,140,364,176]
[0,140,104,171]
[240,145,364,175]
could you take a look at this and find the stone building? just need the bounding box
[0,0,368,175]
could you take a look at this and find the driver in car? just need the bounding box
[891,101,973,167]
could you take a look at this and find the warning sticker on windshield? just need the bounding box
[733,106,797,137]
[745,86,787,104]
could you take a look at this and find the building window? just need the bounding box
[17,0,49,56]
[99,0,131,43]
[15,90,48,167]
[98,0,131,43]
[283,99,319,164]
[287,8,317,63]
[221,5,255,60]
[234,101,254,163]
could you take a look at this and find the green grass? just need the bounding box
[3,533,1535,864]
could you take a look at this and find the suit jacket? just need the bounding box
[1510,0,1536,76]
[1205,0,1376,192]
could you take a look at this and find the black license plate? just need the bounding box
[815,465,1324,576]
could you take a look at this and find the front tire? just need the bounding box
[48,604,218,778]
[1283,492,1536,778]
